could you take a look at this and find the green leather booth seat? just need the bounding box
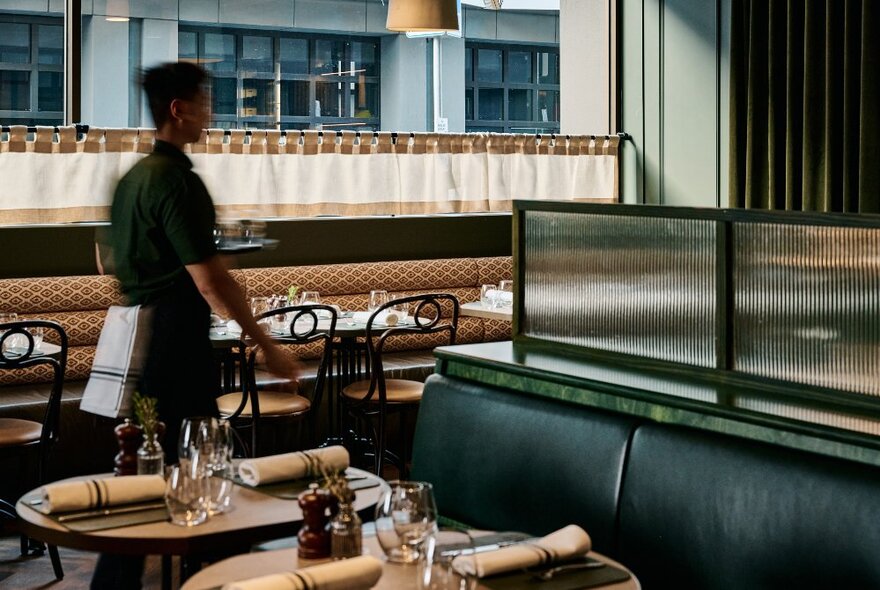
[411,374,880,589]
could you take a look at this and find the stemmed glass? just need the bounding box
[369,290,389,312]
[298,291,321,305]
[375,481,438,564]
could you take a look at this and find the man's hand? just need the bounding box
[261,343,302,388]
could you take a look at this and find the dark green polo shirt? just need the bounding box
[110,140,217,305]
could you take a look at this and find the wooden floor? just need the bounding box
[0,536,175,590]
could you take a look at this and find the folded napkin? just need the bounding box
[486,290,513,304]
[80,305,152,418]
[452,525,591,578]
[40,475,166,514]
[221,555,382,590]
[238,446,349,486]
[351,311,408,327]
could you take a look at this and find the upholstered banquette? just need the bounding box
[0,257,511,491]
[412,374,880,590]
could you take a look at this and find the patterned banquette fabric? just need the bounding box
[0,257,512,386]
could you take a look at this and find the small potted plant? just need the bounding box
[320,462,362,559]
[132,393,164,476]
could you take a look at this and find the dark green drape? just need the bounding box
[729,0,880,213]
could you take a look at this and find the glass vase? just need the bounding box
[330,501,363,559]
[137,432,165,476]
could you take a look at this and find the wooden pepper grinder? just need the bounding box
[114,418,142,476]
[297,483,338,559]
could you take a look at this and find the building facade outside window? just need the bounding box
[0,14,63,127]
[465,42,559,134]
[179,27,380,131]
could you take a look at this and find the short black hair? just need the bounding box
[141,62,208,128]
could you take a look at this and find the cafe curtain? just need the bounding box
[729,0,880,213]
[0,127,620,224]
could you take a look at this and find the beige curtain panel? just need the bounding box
[0,127,619,224]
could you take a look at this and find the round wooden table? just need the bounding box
[181,535,641,590]
[16,469,386,588]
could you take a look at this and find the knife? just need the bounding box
[56,501,167,523]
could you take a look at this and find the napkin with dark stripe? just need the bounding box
[40,475,166,514]
[452,525,592,578]
[221,555,382,590]
[238,446,349,486]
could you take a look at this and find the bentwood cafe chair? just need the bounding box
[341,293,459,477]
[0,320,67,580]
[216,305,338,456]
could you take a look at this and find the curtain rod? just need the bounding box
[2,125,632,142]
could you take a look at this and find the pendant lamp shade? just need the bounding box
[386,0,460,32]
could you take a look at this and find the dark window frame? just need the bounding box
[465,41,559,134]
[179,26,381,131]
[0,14,64,126]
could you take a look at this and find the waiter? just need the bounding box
[95,62,297,589]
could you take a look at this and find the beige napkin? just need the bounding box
[452,525,592,578]
[238,446,349,486]
[40,475,166,514]
[351,311,407,326]
[221,555,383,590]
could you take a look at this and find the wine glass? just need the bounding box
[369,290,389,312]
[178,416,217,462]
[375,481,438,564]
[480,284,497,309]
[299,291,321,305]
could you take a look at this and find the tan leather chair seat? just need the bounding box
[342,379,424,404]
[0,418,42,447]
[217,391,311,417]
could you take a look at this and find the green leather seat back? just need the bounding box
[411,374,640,554]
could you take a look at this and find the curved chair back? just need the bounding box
[228,305,338,444]
[0,319,68,452]
[354,293,459,405]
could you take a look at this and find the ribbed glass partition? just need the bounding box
[521,211,717,367]
[734,224,880,396]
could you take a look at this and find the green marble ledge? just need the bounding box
[433,341,880,468]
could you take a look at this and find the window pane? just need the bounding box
[478,88,503,120]
[280,80,310,116]
[465,88,473,120]
[349,41,378,76]
[242,36,273,74]
[241,78,274,117]
[280,38,308,74]
[508,89,531,120]
[537,52,559,84]
[0,70,30,110]
[351,80,378,118]
[313,39,345,75]
[38,25,63,66]
[0,23,30,64]
[315,81,343,117]
[211,77,236,115]
[465,47,473,82]
[38,71,63,111]
[508,51,532,84]
[179,31,197,63]
[476,49,502,83]
[538,90,559,122]
[202,33,235,73]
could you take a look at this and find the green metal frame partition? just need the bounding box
[508,201,880,446]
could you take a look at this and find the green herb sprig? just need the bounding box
[132,392,160,439]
